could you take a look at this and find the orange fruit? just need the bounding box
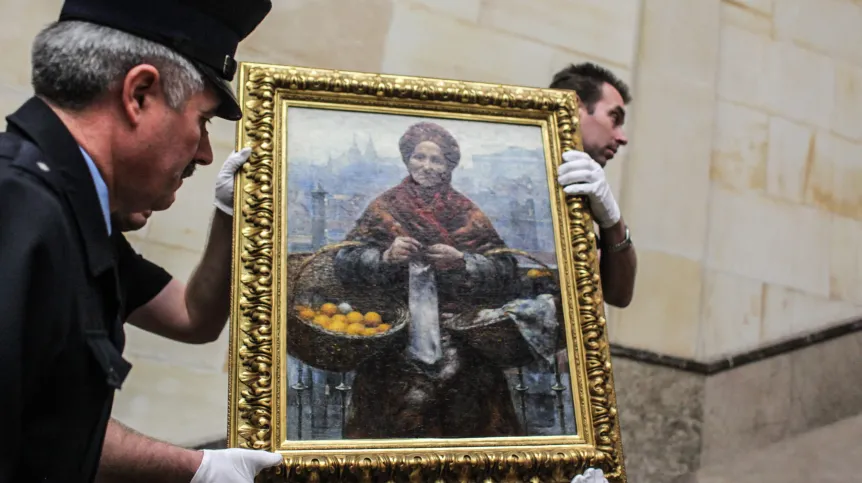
[328,320,347,333]
[346,311,364,325]
[346,323,365,335]
[330,314,347,325]
[377,323,391,333]
[364,311,382,326]
[313,314,331,327]
[320,303,339,316]
[298,308,316,320]
[362,328,378,336]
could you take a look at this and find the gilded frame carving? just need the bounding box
[227,62,626,482]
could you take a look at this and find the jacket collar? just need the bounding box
[6,97,115,276]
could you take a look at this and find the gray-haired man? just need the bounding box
[0,1,282,482]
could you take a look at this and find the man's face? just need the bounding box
[114,190,179,232]
[578,82,629,167]
[114,73,218,213]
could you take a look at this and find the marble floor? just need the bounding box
[693,412,862,482]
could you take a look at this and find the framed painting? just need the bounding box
[227,62,626,483]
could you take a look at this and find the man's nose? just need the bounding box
[615,128,629,146]
[196,134,214,166]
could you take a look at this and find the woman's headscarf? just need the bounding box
[398,122,461,168]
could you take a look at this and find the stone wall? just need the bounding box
[3,0,859,454]
[609,0,862,361]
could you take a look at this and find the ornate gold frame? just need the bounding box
[227,62,626,482]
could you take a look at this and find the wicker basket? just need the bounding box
[444,248,564,368]
[285,242,410,373]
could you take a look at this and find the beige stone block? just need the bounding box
[112,356,228,447]
[403,0,481,22]
[829,215,862,304]
[0,1,62,89]
[124,321,231,374]
[833,61,862,142]
[717,25,772,111]
[719,29,836,129]
[136,240,202,283]
[720,1,772,37]
[546,51,635,89]
[698,270,763,359]
[143,166,221,252]
[761,42,836,129]
[602,148,627,205]
[0,85,34,129]
[621,73,714,260]
[382,2,556,87]
[761,284,860,343]
[710,101,768,193]
[637,0,721,85]
[706,187,830,297]
[719,23,836,131]
[805,131,862,220]
[208,116,242,157]
[236,0,394,73]
[123,231,149,252]
[774,0,862,67]
[726,0,773,14]
[765,116,813,204]
[478,0,641,68]
[610,250,702,359]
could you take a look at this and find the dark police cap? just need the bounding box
[58,0,272,121]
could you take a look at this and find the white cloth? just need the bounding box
[557,150,620,229]
[407,261,443,365]
[190,448,283,483]
[214,147,252,216]
[472,294,559,366]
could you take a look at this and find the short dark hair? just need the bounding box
[549,62,632,113]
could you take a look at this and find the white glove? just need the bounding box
[557,150,620,229]
[214,147,252,216]
[571,468,608,483]
[190,448,283,483]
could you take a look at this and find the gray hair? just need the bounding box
[31,20,205,111]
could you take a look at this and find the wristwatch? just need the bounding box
[602,226,632,253]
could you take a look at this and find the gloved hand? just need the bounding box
[557,150,620,229]
[214,147,252,216]
[190,448,283,483]
[571,467,608,483]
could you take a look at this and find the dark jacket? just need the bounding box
[0,97,132,483]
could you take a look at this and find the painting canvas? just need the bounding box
[228,63,627,482]
[283,108,578,442]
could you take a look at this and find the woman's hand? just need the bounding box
[382,237,422,264]
[426,244,464,271]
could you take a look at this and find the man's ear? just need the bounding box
[120,64,162,126]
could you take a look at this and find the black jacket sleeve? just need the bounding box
[0,168,75,479]
[114,234,173,320]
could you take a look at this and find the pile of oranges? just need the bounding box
[295,302,392,337]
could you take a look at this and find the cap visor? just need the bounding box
[194,61,242,121]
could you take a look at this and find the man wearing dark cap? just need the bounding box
[0,1,283,482]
